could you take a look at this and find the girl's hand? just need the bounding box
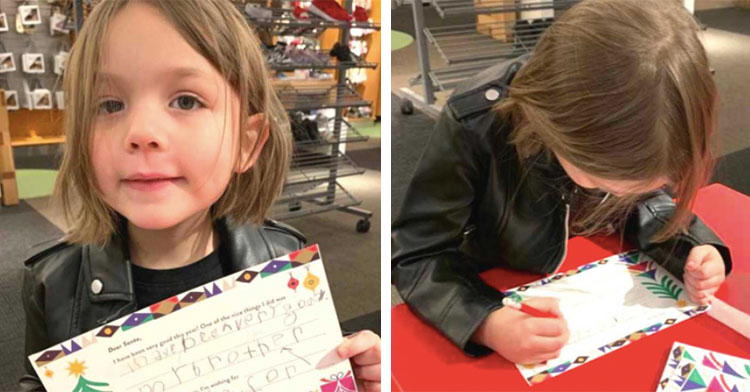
[337,330,381,392]
[684,245,726,305]
[472,297,569,365]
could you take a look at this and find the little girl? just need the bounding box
[392,0,732,365]
[20,0,380,390]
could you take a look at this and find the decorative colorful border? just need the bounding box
[504,251,709,386]
[659,342,750,392]
[33,245,321,367]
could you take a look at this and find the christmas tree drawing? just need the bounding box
[71,376,111,392]
[65,359,111,392]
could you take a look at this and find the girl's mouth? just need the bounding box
[121,177,182,192]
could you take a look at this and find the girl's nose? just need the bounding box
[123,109,168,152]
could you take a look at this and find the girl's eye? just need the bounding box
[170,95,204,111]
[98,100,124,115]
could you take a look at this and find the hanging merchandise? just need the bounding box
[0,79,18,111]
[54,43,69,75]
[22,53,45,74]
[55,90,63,109]
[0,42,16,73]
[50,8,70,35]
[0,12,8,33]
[24,79,52,110]
[244,3,272,21]
[329,42,352,62]
[352,6,368,22]
[309,0,352,22]
[18,4,42,27]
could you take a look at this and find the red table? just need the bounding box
[391,184,750,391]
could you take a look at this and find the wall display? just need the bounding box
[50,10,69,35]
[1,79,18,111]
[0,12,8,32]
[24,79,51,110]
[54,89,63,109]
[22,53,45,74]
[32,87,51,109]
[4,89,18,110]
[53,50,67,75]
[0,52,15,73]
[19,5,41,27]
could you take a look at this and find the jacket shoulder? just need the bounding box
[261,219,307,254]
[446,55,529,122]
[23,239,78,269]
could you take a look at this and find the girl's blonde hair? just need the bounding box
[55,0,291,246]
[496,0,717,242]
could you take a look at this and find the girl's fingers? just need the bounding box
[338,330,381,366]
[684,273,724,291]
[528,349,563,363]
[528,335,566,354]
[685,245,712,271]
[684,273,723,304]
[528,317,565,337]
[685,282,715,305]
[361,380,381,392]
[353,363,381,382]
[685,246,725,279]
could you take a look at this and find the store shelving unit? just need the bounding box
[402,0,577,111]
[242,3,380,232]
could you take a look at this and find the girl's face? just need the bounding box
[555,153,668,197]
[91,2,251,230]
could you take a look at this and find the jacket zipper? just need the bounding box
[550,201,570,275]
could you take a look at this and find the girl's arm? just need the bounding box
[392,104,506,357]
[624,190,732,282]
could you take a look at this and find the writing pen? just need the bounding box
[502,297,559,318]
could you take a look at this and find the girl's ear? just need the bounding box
[236,113,269,174]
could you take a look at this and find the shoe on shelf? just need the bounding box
[303,119,321,141]
[293,6,310,20]
[329,42,353,62]
[245,4,272,20]
[352,6,368,23]
[266,43,291,65]
[309,0,351,22]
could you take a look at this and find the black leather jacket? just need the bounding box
[19,217,306,390]
[391,57,733,357]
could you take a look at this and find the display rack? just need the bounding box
[242,1,380,232]
[276,84,373,111]
[269,52,377,72]
[401,0,577,113]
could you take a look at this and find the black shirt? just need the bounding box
[131,246,227,309]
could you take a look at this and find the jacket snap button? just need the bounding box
[91,279,103,295]
[485,88,500,101]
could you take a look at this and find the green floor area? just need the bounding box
[15,169,58,199]
[350,119,381,138]
[392,31,414,51]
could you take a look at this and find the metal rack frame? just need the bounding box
[277,84,373,111]
[433,0,577,17]
[241,2,378,232]
[269,52,378,72]
[401,0,576,111]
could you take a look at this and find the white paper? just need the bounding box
[509,251,709,386]
[29,245,358,392]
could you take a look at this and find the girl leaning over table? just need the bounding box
[392,0,732,365]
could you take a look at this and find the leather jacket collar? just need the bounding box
[80,217,301,311]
